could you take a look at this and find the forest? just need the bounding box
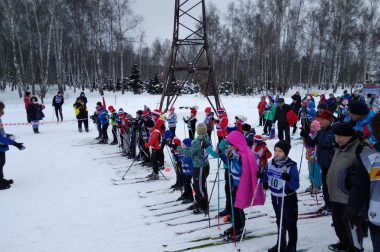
[0,0,379,99]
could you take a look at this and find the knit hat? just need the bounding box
[274,140,291,156]
[108,106,115,112]
[136,110,143,115]
[164,130,174,139]
[96,102,102,107]
[242,123,251,132]
[118,108,124,114]
[204,107,212,114]
[235,115,247,122]
[196,123,207,135]
[173,137,181,146]
[182,138,192,147]
[191,108,197,116]
[318,110,334,122]
[227,124,237,133]
[333,123,354,137]
[349,102,369,116]
[317,103,328,110]
[145,119,155,128]
[217,107,226,115]
[152,109,161,116]
[254,135,265,143]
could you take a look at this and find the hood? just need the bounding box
[226,131,248,152]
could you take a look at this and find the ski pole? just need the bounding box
[278,183,286,252]
[139,146,168,181]
[226,159,236,245]
[207,158,221,222]
[121,158,138,180]
[217,156,221,230]
[298,142,305,174]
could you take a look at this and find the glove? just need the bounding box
[263,183,269,190]
[300,129,308,138]
[256,171,263,179]
[281,172,291,181]
[14,142,25,150]
[6,134,15,140]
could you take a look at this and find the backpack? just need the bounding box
[286,109,298,127]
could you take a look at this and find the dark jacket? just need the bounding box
[27,103,45,121]
[291,93,301,105]
[290,102,301,116]
[73,102,88,119]
[52,95,64,107]
[244,129,256,148]
[78,96,87,104]
[304,125,335,169]
[326,97,337,113]
[273,104,291,125]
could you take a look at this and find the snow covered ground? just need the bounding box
[0,89,373,252]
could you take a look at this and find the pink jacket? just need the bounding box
[226,131,266,209]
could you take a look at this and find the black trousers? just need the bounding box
[207,130,212,138]
[101,124,109,140]
[182,174,193,200]
[272,193,298,251]
[54,106,63,121]
[292,121,297,134]
[130,130,137,158]
[96,120,102,137]
[193,166,210,210]
[151,149,162,174]
[321,166,331,207]
[259,112,264,126]
[78,119,88,130]
[264,120,272,135]
[224,169,232,213]
[231,185,245,230]
[278,123,291,143]
[189,129,195,140]
[111,125,118,142]
[0,152,5,180]
[174,162,184,187]
[332,202,350,248]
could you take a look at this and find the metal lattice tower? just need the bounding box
[159,0,220,113]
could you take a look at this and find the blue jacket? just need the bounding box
[354,110,377,144]
[304,125,335,169]
[342,93,351,101]
[167,112,177,128]
[262,157,299,197]
[180,155,194,176]
[230,152,242,187]
[98,110,109,126]
[0,118,16,152]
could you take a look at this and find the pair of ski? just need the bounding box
[270,210,326,222]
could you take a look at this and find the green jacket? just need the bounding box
[264,104,277,121]
[189,135,212,168]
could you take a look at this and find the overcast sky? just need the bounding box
[134,0,231,46]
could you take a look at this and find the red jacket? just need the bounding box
[216,114,228,137]
[257,101,267,114]
[145,129,161,150]
[155,118,165,135]
[24,96,30,109]
[236,121,244,134]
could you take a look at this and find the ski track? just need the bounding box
[0,90,373,252]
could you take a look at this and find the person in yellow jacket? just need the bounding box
[73,98,89,132]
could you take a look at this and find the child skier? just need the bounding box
[118,109,132,157]
[163,130,182,190]
[261,140,300,252]
[235,115,247,134]
[204,107,215,138]
[144,119,162,180]
[176,138,194,204]
[215,107,228,143]
[167,107,177,136]
[257,96,267,126]
[98,107,110,144]
[0,101,25,190]
[73,97,89,132]
[263,97,277,136]
[108,106,119,145]
[26,96,45,134]
[89,102,103,139]
[242,124,256,148]
[183,108,197,140]
[52,91,64,122]
[252,135,272,171]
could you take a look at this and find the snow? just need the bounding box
[0,89,373,252]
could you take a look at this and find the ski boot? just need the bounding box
[216,209,231,218]
[145,172,155,178]
[223,228,245,242]
[110,140,118,145]
[268,244,285,252]
[181,198,194,204]
[0,180,11,190]
[79,128,83,132]
[147,173,159,181]
[328,242,347,252]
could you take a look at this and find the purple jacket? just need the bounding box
[226,131,266,209]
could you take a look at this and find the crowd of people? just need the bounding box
[1,89,379,252]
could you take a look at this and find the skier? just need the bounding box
[298,99,316,134]
[252,135,272,171]
[118,108,132,156]
[203,107,215,138]
[242,123,256,148]
[215,107,228,143]
[89,102,103,139]
[144,119,162,180]
[0,101,25,190]
[183,108,197,140]
[326,123,364,252]
[348,102,376,144]
[164,130,182,190]
[291,91,301,106]
[52,91,64,122]
[261,140,299,252]
[234,115,247,134]
[263,97,277,136]
[167,107,177,136]
[257,96,267,126]
[301,110,335,215]
[27,96,45,134]
[23,91,31,122]
[73,97,89,132]
[108,106,119,145]
[98,106,109,144]
[176,138,195,204]
[273,98,292,143]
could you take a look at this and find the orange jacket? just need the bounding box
[257,101,267,114]
[216,114,228,137]
[145,129,161,150]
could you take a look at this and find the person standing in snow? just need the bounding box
[77,91,87,105]
[183,108,197,140]
[144,119,162,180]
[23,91,31,122]
[0,101,25,190]
[108,106,119,145]
[261,140,299,252]
[73,97,89,132]
[215,107,228,143]
[52,91,64,122]
[27,96,45,134]
[263,97,277,136]
[234,115,246,134]
[98,107,109,144]
[273,98,292,143]
[242,123,255,148]
[257,96,267,126]
[203,107,215,138]
[167,107,177,136]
